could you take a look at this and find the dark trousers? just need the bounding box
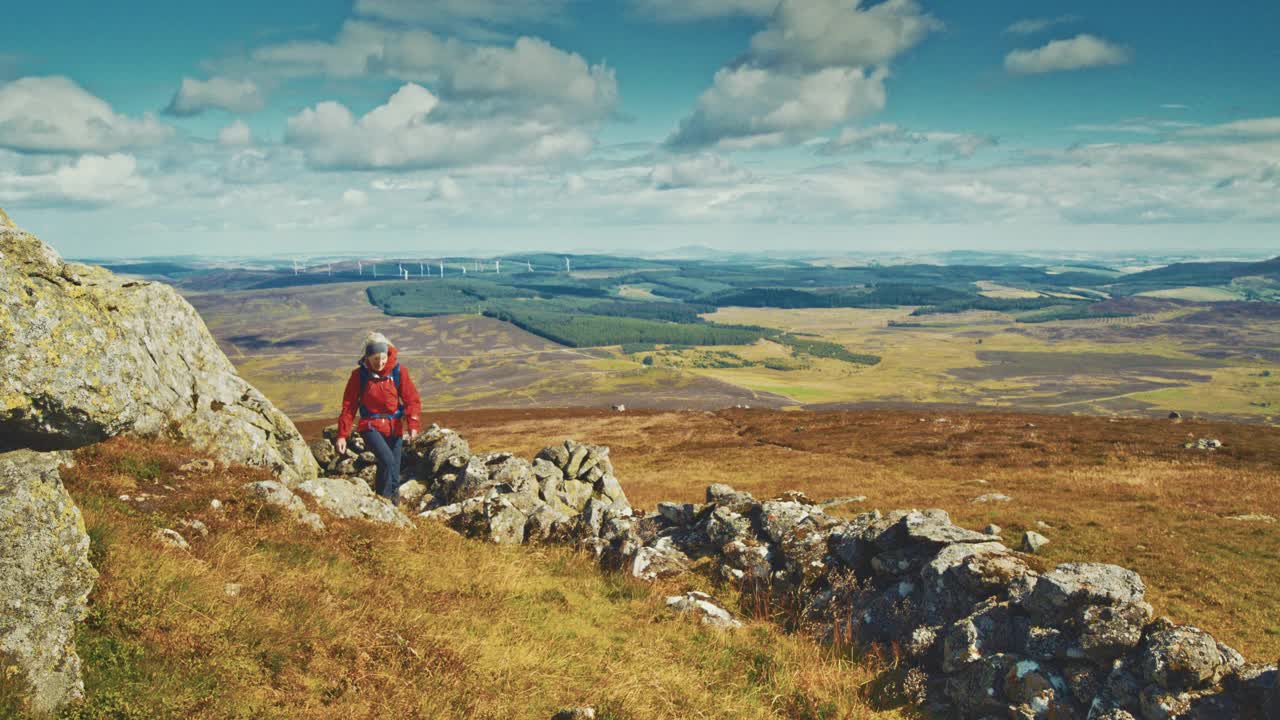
[361,430,403,501]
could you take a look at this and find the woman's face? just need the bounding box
[365,352,388,372]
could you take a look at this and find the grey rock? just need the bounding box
[1021,530,1050,554]
[1141,625,1243,691]
[631,538,689,581]
[984,524,1002,536]
[705,483,756,514]
[972,493,1013,503]
[397,480,427,507]
[0,451,96,717]
[657,501,700,527]
[0,218,318,484]
[705,506,753,547]
[551,709,595,720]
[242,480,326,532]
[525,504,572,543]
[485,498,528,545]
[1024,563,1148,624]
[818,495,867,509]
[759,500,813,543]
[1076,601,1150,664]
[666,591,742,629]
[154,528,191,551]
[296,477,412,527]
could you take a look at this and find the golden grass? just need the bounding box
[59,437,913,720]
[395,407,1280,660]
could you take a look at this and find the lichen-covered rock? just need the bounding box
[1141,625,1244,691]
[0,216,318,485]
[296,477,412,527]
[0,451,96,717]
[631,538,689,581]
[1024,563,1148,624]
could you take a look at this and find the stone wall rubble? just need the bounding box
[358,426,1280,720]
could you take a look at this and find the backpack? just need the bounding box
[357,363,404,421]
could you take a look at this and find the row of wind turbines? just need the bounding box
[290,257,574,279]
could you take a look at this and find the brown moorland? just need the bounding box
[305,406,1280,659]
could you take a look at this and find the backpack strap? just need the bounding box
[357,363,405,421]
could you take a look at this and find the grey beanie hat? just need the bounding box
[363,331,390,357]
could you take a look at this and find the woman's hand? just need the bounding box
[408,429,418,442]
[335,437,347,455]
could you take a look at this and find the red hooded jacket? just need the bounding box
[337,345,422,439]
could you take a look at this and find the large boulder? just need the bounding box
[0,215,318,485]
[0,451,96,717]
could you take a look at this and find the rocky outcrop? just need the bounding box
[0,451,96,717]
[0,213,317,485]
[404,427,1280,720]
[296,478,412,528]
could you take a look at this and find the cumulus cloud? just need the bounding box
[285,83,594,170]
[342,188,369,207]
[218,120,253,146]
[749,0,941,70]
[0,76,172,153]
[1005,34,1131,74]
[1005,16,1077,35]
[0,153,150,206]
[668,65,888,150]
[250,21,617,120]
[631,0,779,22]
[164,77,264,116]
[929,132,998,158]
[665,0,937,150]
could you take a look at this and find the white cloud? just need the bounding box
[631,0,779,22]
[0,76,172,153]
[1180,117,1280,139]
[1160,103,1190,110]
[665,0,937,150]
[218,120,253,146]
[285,83,594,170]
[750,0,941,70]
[428,176,464,201]
[1005,34,1131,75]
[0,153,150,206]
[1005,15,1077,35]
[649,153,751,189]
[353,0,567,27]
[818,123,923,153]
[667,65,888,149]
[928,132,998,158]
[165,77,264,116]
[250,21,617,120]
[342,188,369,207]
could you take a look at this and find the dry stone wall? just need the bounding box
[373,428,1279,720]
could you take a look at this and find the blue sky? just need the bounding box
[1,0,1277,257]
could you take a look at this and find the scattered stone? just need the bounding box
[1225,513,1276,523]
[1035,520,1053,530]
[154,528,191,551]
[179,459,216,474]
[243,480,326,532]
[210,498,223,511]
[666,591,742,629]
[1168,411,1182,420]
[1184,437,1223,450]
[984,524,1002,536]
[611,403,626,412]
[972,493,1012,503]
[551,708,595,720]
[1020,531,1049,553]
[1142,625,1243,690]
[224,583,241,597]
[178,518,209,538]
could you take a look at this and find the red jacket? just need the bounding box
[337,345,422,439]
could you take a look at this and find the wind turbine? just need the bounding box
[419,262,424,277]
[564,257,571,274]
[527,260,533,272]
[439,260,445,278]
[495,259,501,274]
[358,261,363,276]
[372,264,377,279]
[402,268,409,281]
[292,259,300,276]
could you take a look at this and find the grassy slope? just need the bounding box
[58,437,909,720]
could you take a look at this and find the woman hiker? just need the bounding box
[335,332,422,502]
